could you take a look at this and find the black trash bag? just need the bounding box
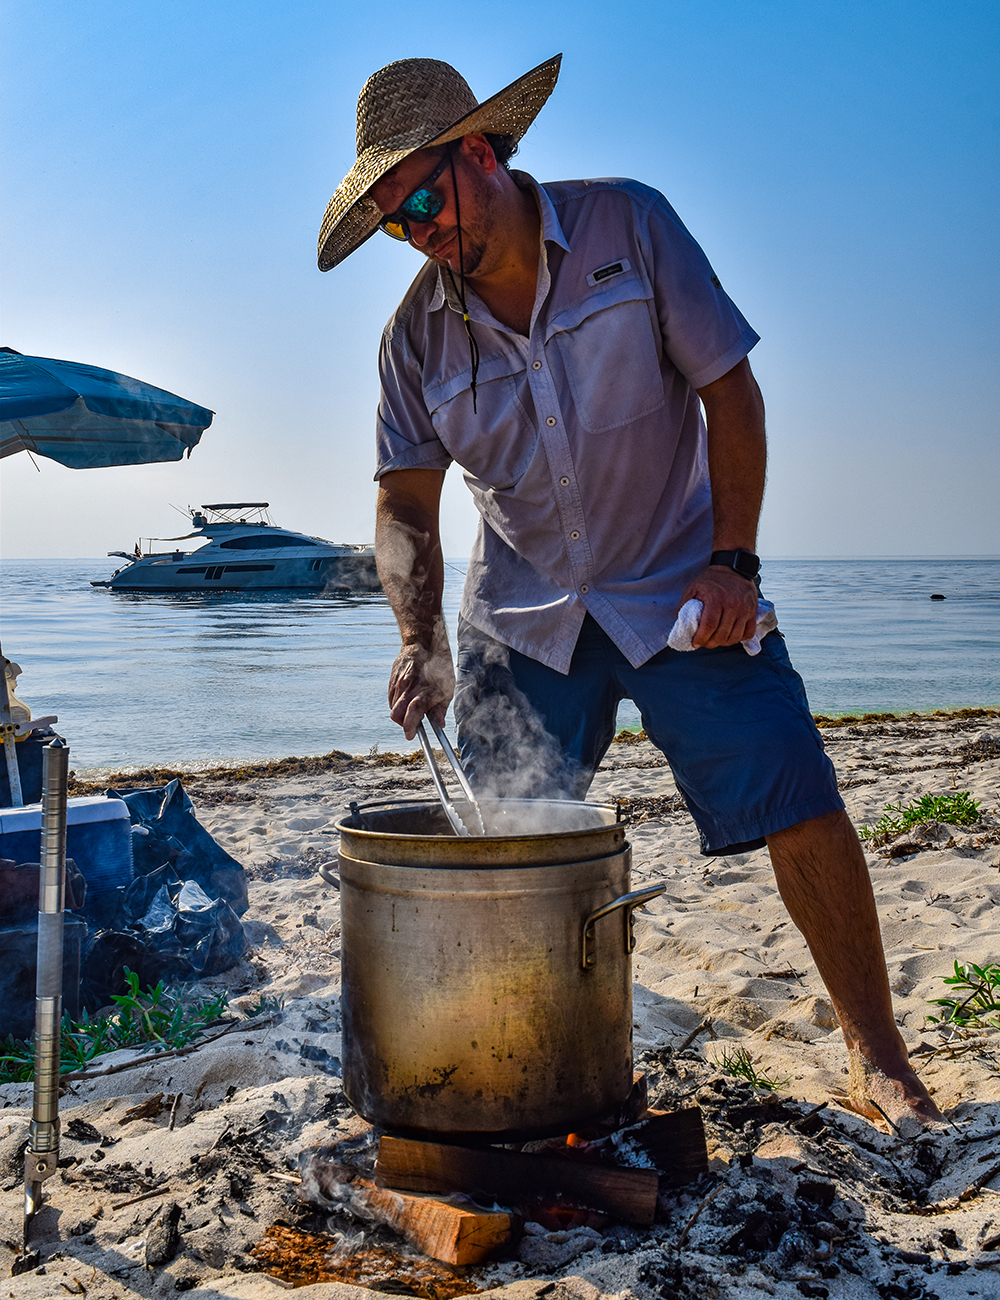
[111,779,248,914]
[80,928,153,1009]
[116,862,180,929]
[133,876,247,982]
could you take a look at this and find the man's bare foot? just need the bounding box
[845,1049,944,1135]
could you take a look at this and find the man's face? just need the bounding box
[370,139,497,278]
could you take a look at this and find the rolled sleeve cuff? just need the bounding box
[374,442,454,480]
[687,328,760,391]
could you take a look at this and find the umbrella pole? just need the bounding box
[23,738,69,1248]
[0,640,24,807]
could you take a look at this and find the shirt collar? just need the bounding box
[427,172,571,314]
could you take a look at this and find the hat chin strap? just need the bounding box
[445,149,480,414]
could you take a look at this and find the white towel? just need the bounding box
[667,598,778,656]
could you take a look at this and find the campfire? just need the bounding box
[249,1072,710,1291]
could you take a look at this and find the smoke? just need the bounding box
[320,552,382,596]
[453,624,588,823]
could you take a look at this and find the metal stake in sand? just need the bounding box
[23,738,69,1247]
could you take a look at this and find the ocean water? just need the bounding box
[1,558,997,772]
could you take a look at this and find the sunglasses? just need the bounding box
[378,148,453,242]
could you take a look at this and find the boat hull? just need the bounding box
[94,553,381,593]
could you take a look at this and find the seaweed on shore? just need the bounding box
[64,706,998,796]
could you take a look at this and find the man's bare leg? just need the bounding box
[765,809,942,1130]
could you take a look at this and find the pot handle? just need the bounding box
[581,884,666,970]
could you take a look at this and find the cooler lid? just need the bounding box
[0,795,131,834]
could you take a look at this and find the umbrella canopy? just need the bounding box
[0,348,214,468]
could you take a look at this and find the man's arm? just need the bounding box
[375,467,454,739]
[681,356,767,648]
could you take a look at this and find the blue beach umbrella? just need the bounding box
[0,347,214,468]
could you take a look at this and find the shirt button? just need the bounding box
[570,530,580,540]
[580,584,589,594]
[559,476,570,486]
[532,360,542,370]
[545,416,557,427]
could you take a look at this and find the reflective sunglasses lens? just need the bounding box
[400,187,445,224]
[380,219,409,241]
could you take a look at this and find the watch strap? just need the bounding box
[710,549,761,580]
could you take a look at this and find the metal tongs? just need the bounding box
[417,718,486,837]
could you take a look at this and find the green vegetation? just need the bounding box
[860,791,982,845]
[928,961,1000,1031]
[245,992,285,1017]
[716,1044,789,1092]
[0,969,229,1085]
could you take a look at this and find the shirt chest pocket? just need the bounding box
[548,279,665,433]
[424,355,538,490]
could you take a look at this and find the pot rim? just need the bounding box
[337,796,626,844]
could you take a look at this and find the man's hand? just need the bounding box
[680,566,759,649]
[387,638,456,740]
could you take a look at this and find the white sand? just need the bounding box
[2,712,999,1298]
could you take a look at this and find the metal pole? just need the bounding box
[0,642,24,807]
[23,738,69,1246]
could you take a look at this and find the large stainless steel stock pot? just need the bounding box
[331,799,665,1139]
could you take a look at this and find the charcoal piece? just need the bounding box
[145,1202,182,1265]
[723,1207,790,1253]
[796,1178,835,1208]
[65,1118,102,1143]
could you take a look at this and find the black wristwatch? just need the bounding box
[710,549,760,581]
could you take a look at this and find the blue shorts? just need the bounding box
[453,615,844,857]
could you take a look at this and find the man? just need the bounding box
[318,55,940,1130]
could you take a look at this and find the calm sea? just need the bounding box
[1,559,997,773]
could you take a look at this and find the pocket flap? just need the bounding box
[423,350,527,414]
[545,273,652,342]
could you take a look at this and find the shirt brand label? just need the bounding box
[587,258,631,287]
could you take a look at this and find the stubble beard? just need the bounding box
[429,166,497,280]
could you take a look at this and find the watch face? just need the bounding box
[733,551,759,577]
[735,551,761,579]
[711,549,760,578]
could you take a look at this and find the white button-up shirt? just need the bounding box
[375,173,759,673]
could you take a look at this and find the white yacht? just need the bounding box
[91,503,381,593]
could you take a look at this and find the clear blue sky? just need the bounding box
[2,0,997,559]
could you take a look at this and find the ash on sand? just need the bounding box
[2,711,1000,1299]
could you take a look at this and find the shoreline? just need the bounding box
[62,705,1000,791]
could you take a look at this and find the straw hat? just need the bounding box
[317,54,562,271]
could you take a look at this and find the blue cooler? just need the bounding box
[0,796,133,927]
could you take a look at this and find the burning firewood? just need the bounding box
[357,1184,511,1266]
[375,1136,661,1227]
[296,1150,511,1265]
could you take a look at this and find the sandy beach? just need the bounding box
[2,708,1000,1299]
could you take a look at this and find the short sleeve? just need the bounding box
[646,196,759,390]
[374,325,453,480]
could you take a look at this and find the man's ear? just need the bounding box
[460,133,498,175]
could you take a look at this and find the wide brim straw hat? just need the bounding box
[318,54,562,272]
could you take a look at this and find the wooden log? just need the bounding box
[608,1108,708,1188]
[376,1136,659,1227]
[357,1183,511,1266]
